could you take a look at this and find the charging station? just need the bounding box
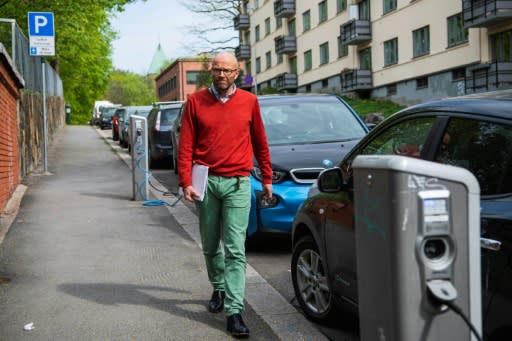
[130,115,148,201]
[352,155,482,341]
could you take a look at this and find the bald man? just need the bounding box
[178,52,272,338]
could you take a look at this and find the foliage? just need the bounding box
[343,97,405,118]
[0,0,142,124]
[104,70,157,105]
[195,54,212,90]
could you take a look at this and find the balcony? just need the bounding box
[465,61,512,94]
[276,73,298,90]
[274,0,296,18]
[233,14,250,30]
[463,0,512,28]
[340,19,371,45]
[340,69,373,92]
[274,35,297,55]
[235,45,251,60]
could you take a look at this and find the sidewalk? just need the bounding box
[0,126,327,340]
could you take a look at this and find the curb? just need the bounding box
[0,184,28,245]
[95,127,328,341]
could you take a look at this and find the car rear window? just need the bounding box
[160,108,180,124]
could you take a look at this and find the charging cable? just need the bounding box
[132,129,182,207]
[426,280,482,341]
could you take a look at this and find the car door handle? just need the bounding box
[480,237,501,251]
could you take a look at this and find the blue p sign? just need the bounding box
[28,12,54,37]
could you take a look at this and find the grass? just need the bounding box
[343,97,406,119]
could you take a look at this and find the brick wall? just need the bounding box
[0,52,22,212]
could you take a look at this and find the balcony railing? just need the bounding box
[274,0,296,18]
[340,19,371,45]
[235,45,251,60]
[340,69,373,92]
[274,35,297,55]
[463,0,512,28]
[276,72,298,90]
[465,60,512,94]
[233,14,250,30]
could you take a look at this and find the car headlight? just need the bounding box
[251,167,286,184]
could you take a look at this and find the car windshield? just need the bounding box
[134,109,151,118]
[101,108,117,118]
[160,107,180,124]
[259,96,366,145]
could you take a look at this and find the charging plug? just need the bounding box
[426,279,457,304]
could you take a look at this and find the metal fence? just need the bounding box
[0,18,63,96]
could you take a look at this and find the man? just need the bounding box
[178,52,272,338]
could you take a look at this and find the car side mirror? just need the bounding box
[318,167,345,193]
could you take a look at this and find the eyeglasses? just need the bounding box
[211,67,239,76]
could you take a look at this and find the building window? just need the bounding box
[337,0,347,13]
[359,0,370,20]
[304,49,312,71]
[265,17,271,36]
[338,36,348,57]
[491,29,512,62]
[447,13,468,47]
[413,26,430,57]
[186,71,201,84]
[256,57,261,73]
[416,76,428,89]
[289,56,297,74]
[265,51,272,69]
[277,53,283,64]
[452,67,465,81]
[387,84,397,95]
[255,25,260,42]
[302,10,311,32]
[319,1,328,23]
[246,61,252,76]
[320,42,329,65]
[359,47,372,70]
[276,16,282,29]
[322,78,328,88]
[383,0,397,14]
[288,18,296,35]
[384,38,398,66]
[244,30,250,44]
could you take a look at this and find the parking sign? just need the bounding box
[28,12,55,56]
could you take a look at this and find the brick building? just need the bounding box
[0,44,24,212]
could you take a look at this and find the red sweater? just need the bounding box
[178,88,273,188]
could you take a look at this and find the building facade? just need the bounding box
[155,55,210,101]
[235,0,512,105]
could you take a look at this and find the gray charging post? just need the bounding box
[353,155,481,341]
[130,115,148,201]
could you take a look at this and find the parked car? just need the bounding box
[91,100,113,126]
[170,103,186,173]
[127,107,152,153]
[147,101,184,168]
[291,90,512,340]
[118,106,152,148]
[112,107,124,141]
[98,106,118,130]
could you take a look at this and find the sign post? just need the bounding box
[28,12,54,174]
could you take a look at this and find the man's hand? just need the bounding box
[183,185,200,202]
[262,183,272,202]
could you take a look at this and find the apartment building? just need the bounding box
[235,0,512,105]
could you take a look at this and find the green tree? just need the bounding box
[105,70,157,105]
[0,0,142,124]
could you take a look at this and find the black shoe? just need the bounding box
[227,313,250,338]
[207,290,225,313]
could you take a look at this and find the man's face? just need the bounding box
[211,57,239,92]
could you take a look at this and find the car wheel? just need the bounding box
[291,235,336,322]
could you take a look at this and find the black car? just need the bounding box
[291,90,512,340]
[147,101,183,168]
[98,107,118,130]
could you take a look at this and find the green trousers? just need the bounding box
[196,175,250,316]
